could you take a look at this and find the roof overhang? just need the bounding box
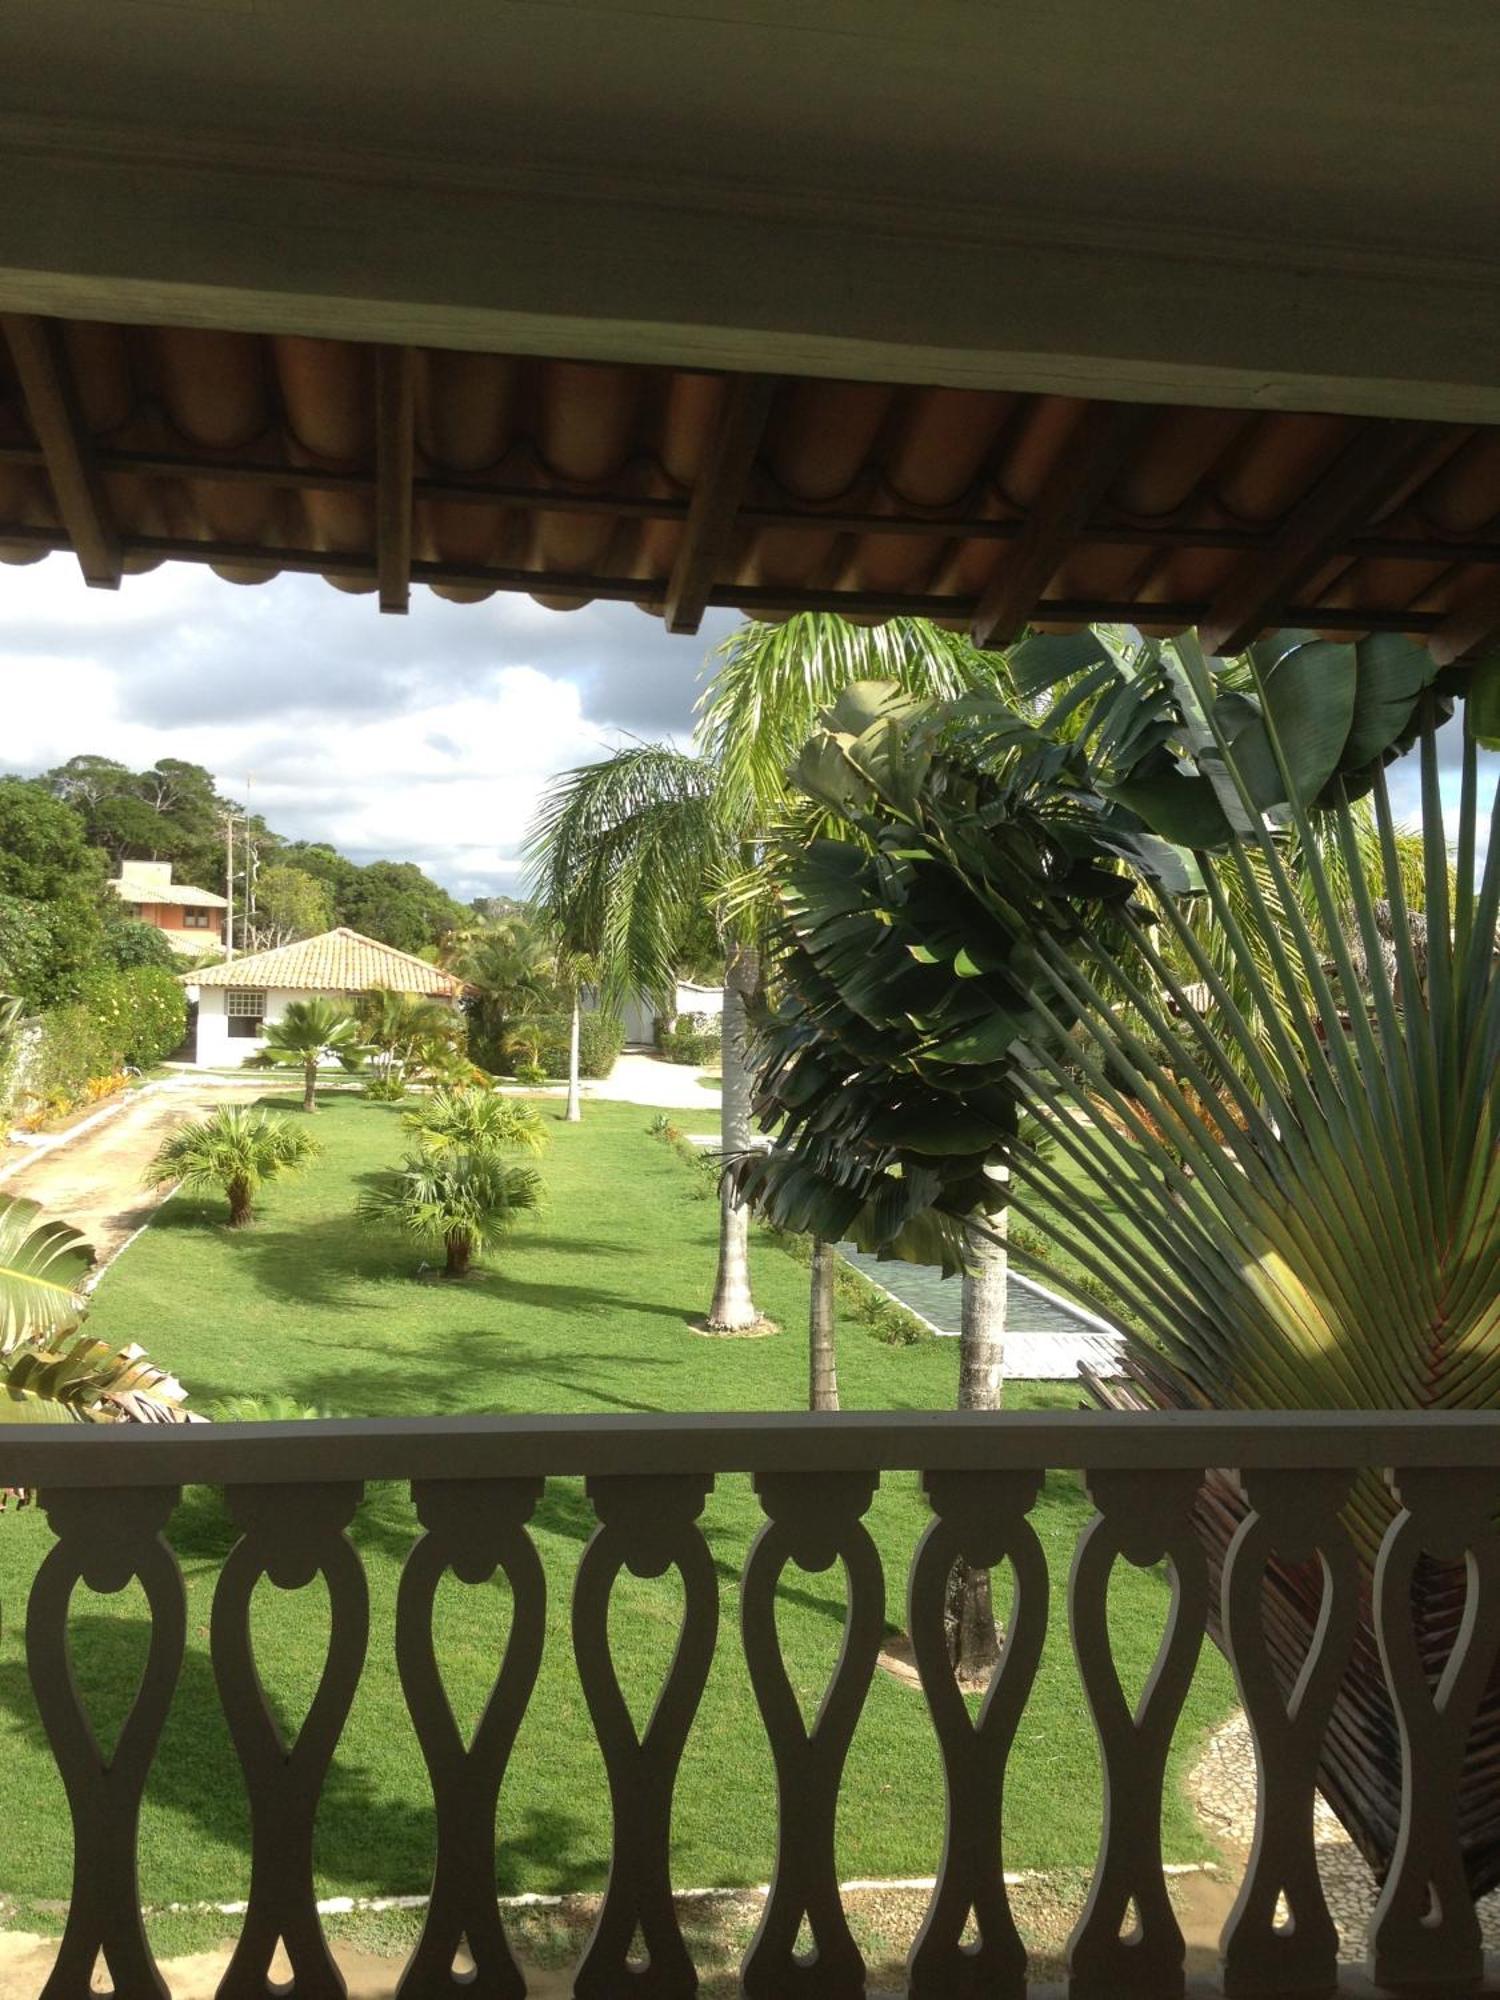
[3,3,1499,655]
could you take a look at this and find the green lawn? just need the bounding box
[0,1094,1233,1923]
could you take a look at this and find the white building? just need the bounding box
[611,980,725,1048]
[183,927,468,1068]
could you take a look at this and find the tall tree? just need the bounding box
[528,613,1010,1337]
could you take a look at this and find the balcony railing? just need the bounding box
[4,1409,1500,1999]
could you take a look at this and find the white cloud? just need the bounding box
[0,557,725,899]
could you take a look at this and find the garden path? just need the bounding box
[0,1079,267,1265]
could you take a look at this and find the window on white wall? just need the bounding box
[225,990,266,1040]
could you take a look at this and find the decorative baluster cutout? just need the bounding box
[27,1486,184,2000]
[1218,1468,1356,1998]
[573,1473,718,1999]
[1067,1467,1207,2000]
[1368,1466,1500,1994]
[396,1478,546,2000]
[740,1470,883,2000]
[907,1469,1047,2000]
[212,1483,368,2000]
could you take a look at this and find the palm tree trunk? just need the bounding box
[303,1060,317,1113]
[227,1177,253,1228]
[948,1195,1007,1678]
[565,994,582,1123]
[706,942,761,1331]
[445,1231,472,1278]
[809,1238,839,1411]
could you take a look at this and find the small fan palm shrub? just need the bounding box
[254,996,370,1110]
[145,1104,319,1227]
[358,1148,542,1278]
[402,1085,545,1156]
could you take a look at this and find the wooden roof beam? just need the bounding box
[970,400,1158,648]
[2,314,120,589]
[663,374,778,635]
[375,345,416,614]
[1198,420,1457,656]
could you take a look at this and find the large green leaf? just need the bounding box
[1230,638,1358,809]
[1470,653,1500,750]
[0,1197,93,1349]
[1338,632,1440,774]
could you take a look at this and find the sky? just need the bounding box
[0,556,1489,899]
[0,558,738,901]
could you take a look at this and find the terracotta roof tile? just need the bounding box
[188,928,468,996]
[4,316,1499,654]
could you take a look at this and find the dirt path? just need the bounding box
[2,1082,267,1264]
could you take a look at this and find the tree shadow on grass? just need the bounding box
[215,1212,709,1329]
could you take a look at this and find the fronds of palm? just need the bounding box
[358,1148,542,1275]
[145,1104,320,1225]
[402,1085,546,1156]
[2,1333,194,1429]
[525,744,727,1004]
[358,988,462,1057]
[745,627,1500,1890]
[698,614,1015,827]
[254,996,371,1109]
[0,1196,93,1352]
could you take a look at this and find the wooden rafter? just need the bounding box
[1198,421,1459,655]
[663,374,778,634]
[0,521,1455,633]
[375,345,416,614]
[970,400,1158,648]
[0,440,1496,570]
[1,314,120,589]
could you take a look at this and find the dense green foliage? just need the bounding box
[656,1010,721,1066]
[743,627,1500,1888]
[275,845,466,954]
[524,1007,625,1079]
[0,1094,1233,1922]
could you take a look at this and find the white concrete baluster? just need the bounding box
[1067,1467,1208,2000]
[573,1472,718,1999]
[396,1478,546,2000]
[26,1485,184,2000]
[740,1469,884,2000]
[1368,1465,1500,1994]
[212,1483,369,2000]
[1219,1468,1357,1998]
[907,1468,1048,2000]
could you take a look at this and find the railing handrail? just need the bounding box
[5,1406,1500,1484]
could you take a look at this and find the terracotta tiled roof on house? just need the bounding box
[4,321,1500,659]
[188,928,470,997]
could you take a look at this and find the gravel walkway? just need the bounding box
[1188,1710,1500,1957]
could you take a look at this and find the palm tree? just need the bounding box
[145,1105,319,1226]
[357,988,466,1093]
[0,1194,191,1430]
[808,1238,839,1411]
[402,1085,546,1156]
[744,627,1500,1824]
[255,996,370,1110]
[549,937,602,1123]
[359,1148,542,1277]
[449,919,556,1075]
[527,613,1010,1337]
